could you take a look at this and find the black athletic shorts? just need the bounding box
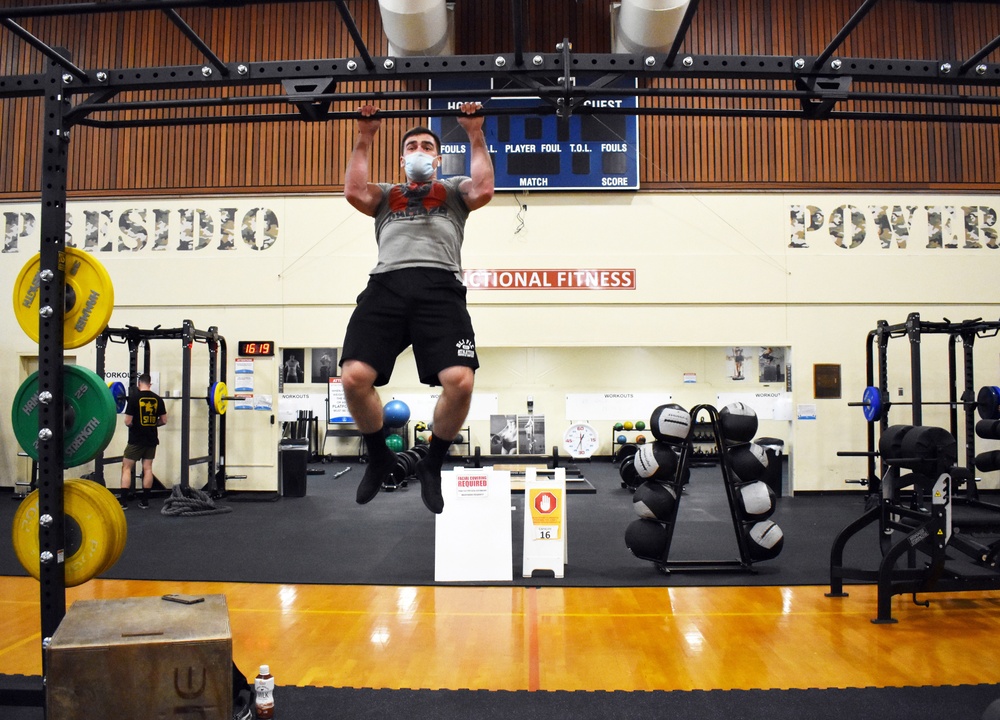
[340,268,479,387]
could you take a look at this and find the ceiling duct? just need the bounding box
[378,0,454,56]
[612,0,691,54]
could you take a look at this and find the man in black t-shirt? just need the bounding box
[120,373,167,509]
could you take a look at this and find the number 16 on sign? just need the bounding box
[529,489,563,541]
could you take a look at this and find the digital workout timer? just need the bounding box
[237,341,275,357]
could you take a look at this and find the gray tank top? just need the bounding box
[371,177,470,277]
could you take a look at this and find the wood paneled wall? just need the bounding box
[1,0,999,198]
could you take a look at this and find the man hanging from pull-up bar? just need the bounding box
[340,101,494,514]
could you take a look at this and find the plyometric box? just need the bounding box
[47,594,232,720]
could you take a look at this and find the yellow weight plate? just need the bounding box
[211,381,228,415]
[10,481,120,587]
[12,247,115,349]
[11,490,41,581]
[69,479,127,576]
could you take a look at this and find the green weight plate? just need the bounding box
[12,247,115,349]
[11,365,119,468]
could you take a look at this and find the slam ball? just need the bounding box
[615,442,639,464]
[383,399,410,428]
[619,454,642,490]
[728,441,768,482]
[632,481,678,522]
[736,481,776,521]
[625,518,672,562]
[744,520,784,561]
[719,402,758,443]
[649,403,692,445]
[633,441,678,481]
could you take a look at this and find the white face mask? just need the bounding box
[404,152,436,182]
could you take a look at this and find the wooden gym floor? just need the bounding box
[2,575,1000,691]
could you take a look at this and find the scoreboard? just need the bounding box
[430,77,639,191]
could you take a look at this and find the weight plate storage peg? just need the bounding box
[12,247,115,349]
[11,365,119,467]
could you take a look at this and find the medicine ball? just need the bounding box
[633,441,678,481]
[635,420,646,430]
[383,399,410,428]
[632,481,678,522]
[649,403,692,445]
[385,434,404,452]
[744,520,784,561]
[625,518,672,562]
[719,402,758,443]
[614,422,624,431]
[728,442,768,482]
[735,481,775,521]
[618,454,641,490]
[635,434,647,445]
[617,434,628,444]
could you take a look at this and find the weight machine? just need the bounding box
[93,320,231,495]
[829,314,1000,623]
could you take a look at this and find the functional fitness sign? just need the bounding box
[2,206,279,253]
[463,268,636,290]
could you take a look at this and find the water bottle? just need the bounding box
[254,664,274,718]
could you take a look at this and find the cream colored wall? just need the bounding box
[2,192,998,493]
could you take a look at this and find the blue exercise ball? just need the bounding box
[383,399,411,428]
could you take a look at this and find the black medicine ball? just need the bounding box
[728,442,768,482]
[632,481,678,522]
[719,402,758,443]
[625,518,671,562]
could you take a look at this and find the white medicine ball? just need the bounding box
[633,441,679,481]
[649,403,692,445]
[736,481,776,521]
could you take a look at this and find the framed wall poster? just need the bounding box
[311,348,338,383]
[813,363,842,399]
[282,348,304,384]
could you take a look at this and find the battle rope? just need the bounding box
[161,484,232,517]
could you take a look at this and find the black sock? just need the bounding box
[416,435,451,514]
[424,435,452,470]
[356,429,397,505]
[141,487,150,502]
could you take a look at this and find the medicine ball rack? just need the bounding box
[645,404,774,575]
[93,320,233,496]
[829,313,1000,622]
